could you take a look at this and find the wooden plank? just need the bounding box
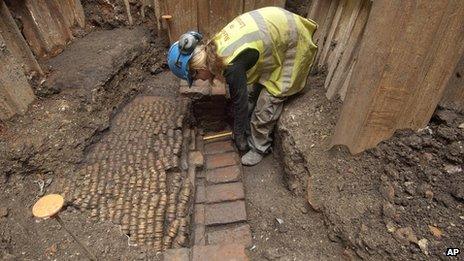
[332,0,464,154]
[440,54,464,112]
[7,0,73,58]
[331,0,414,153]
[0,33,35,120]
[0,0,42,75]
[208,0,242,37]
[325,0,370,99]
[401,0,464,127]
[197,0,210,38]
[325,0,362,88]
[164,0,198,43]
[244,0,285,12]
[70,0,85,28]
[318,0,346,68]
[314,0,339,68]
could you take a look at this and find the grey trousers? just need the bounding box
[247,84,286,154]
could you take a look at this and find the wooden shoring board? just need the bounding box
[0,0,42,75]
[324,0,362,88]
[243,0,285,12]
[325,0,370,99]
[6,0,73,58]
[314,0,339,68]
[331,0,464,154]
[0,33,35,120]
[440,55,464,112]
[57,0,85,28]
[318,0,346,69]
[206,0,243,39]
[163,0,198,43]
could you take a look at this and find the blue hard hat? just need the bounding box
[167,31,203,87]
[167,42,194,86]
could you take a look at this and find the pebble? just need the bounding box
[0,207,9,217]
[417,238,429,255]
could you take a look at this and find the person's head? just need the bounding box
[189,42,226,84]
[167,32,225,86]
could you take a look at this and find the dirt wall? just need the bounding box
[276,72,464,260]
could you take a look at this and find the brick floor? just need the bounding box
[204,141,235,155]
[194,224,206,246]
[195,180,206,204]
[206,182,245,203]
[207,224,252,246]
[194,204,205,225]
[162,248,190,261]
[192,244,248,261]
[205,152,238,169]
[206,165,241,184]
[205,201,247,226]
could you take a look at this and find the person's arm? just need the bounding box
[223,49,259,146]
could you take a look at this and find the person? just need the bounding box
[167,7,317,166]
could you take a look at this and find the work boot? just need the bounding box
[241,150,263,166]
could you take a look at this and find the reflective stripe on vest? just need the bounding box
[215,7,317,97]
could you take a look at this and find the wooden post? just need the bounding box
[331,0,464,154]
[153,0,161,31]
[0,34,36,120]
[123,0,133,26]
[0,0,42,75]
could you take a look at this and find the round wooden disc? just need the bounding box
[32,194,64,218]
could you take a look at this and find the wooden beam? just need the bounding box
[0,0,42,75]
[440,54,464,112]
[0,33,35,120]
[314,0,339,68]
[325,0,370,99]
[331,0,464,154]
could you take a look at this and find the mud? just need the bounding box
[277,71,464,260]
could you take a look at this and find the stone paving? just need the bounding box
[162,137,250,260]
[61,96,194,251]
[58,92,249,259]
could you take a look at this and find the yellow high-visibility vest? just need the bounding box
[213,7,318,97]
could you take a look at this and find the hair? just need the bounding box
[189,40,226,83]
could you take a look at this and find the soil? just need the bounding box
[277,71,464,260]
[243,156,344,260]
[82,0,157,30]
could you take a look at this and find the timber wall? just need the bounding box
[308,0,464,153]
[0,0,85,120]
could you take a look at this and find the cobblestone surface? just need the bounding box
[61,96,193,251]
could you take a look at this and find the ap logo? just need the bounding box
[445,248,460,257]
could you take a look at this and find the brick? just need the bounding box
[207,224,252,246]
[192,244,248,261]
[204,141,235,155]
[195,181,206,204]
[163,248,190,261]
[206,165,241,184]
[206,182,245,203]
[194,204,205,225]
[205,152,238,169]
[194,224,206,245]
[205,201,247,226]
